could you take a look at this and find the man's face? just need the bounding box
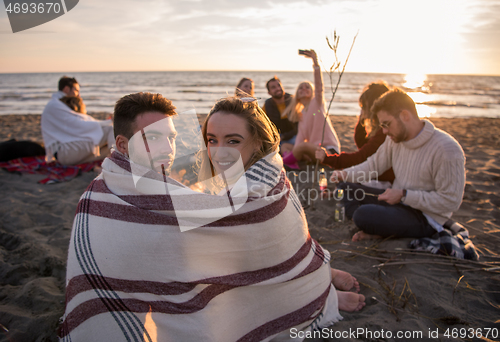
[377,110,408,143]
[128,112,177,175]
[63,83,80,97]
[268,80,284,100]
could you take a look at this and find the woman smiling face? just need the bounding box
[206,111,259,173]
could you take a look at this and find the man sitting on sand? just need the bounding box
[331,88,466,242]
[263,76,297,154]
[41,76,114,165]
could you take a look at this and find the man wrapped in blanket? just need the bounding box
[59,94,365,342]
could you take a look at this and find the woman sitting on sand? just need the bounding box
[281,50,341,169]
[234,77,255,98]
[59,96,86,114]
[199,97,365,330]
[315,81,395,187]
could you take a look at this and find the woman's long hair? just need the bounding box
[282,81,314,123]
[234,78,254,97]
[359,81,390,138]
[197,97,279,188]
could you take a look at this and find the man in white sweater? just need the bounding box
[41,76,114,165]
[330,88,466,241]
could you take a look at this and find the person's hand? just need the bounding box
[330,170,347,183]
[301,49,319,66]
[315,147,327,163]
[378,188,404,205]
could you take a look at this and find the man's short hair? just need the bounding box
[113,92,177,139]
[371,87,418,117]
[266,76,282,92]
[58,76,78,91]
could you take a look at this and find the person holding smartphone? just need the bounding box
[281,49,341,169]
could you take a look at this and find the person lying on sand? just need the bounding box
[330,88,465,242]
[60,95,364,342]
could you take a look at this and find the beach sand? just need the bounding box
[0,114,499,341]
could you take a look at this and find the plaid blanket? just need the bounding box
[59,151,342,342]
[409,220,479,260]
[0,156,100,184]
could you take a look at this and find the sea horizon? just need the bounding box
[2,70,500,77]
[1,71,499,118]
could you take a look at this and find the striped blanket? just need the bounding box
[59,150,341,341]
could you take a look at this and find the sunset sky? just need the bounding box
[1,0,499,75]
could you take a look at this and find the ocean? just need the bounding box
[0,71,499,118]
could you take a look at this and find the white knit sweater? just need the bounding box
[343,120,465,225]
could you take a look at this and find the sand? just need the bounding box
[0,113,499,342]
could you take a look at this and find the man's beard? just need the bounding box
[153,155,174,176]
[391,125,408,143]
[272,90,284,100]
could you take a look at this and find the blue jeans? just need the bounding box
[336,182,436,238]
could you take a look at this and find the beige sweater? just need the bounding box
[343,120,466,225]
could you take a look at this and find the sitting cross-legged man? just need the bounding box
[330,88,466,242]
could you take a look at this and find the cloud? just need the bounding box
[1,0,499,74]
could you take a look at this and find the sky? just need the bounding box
[1,0,499,75]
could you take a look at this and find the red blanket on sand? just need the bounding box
[0,156,100,184]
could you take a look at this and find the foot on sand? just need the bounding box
[331,268,360,292]
[338,291,365,312]
[352,231,382,242]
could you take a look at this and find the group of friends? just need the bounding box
[44,50,465,341]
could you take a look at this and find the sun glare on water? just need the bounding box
[404,73,436,118]
[403,73,427,90]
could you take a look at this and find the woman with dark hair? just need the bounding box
[234,77,255,98]
[315,81,395,186]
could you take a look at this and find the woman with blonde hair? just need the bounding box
[281,50,341,169]
[198,97,365,334]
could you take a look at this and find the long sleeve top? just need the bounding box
[322,128,395,183]
[354,117,369,149]
[295,66,341,152]
[343,120,466,225]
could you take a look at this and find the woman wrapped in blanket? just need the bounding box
[198,97,365,335]
[281,49,341,169]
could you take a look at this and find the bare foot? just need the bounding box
[331,268,360,293]
[352,231,382,242]
[337,291,365,312]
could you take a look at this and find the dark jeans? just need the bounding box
[336,182,436,238]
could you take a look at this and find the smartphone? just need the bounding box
[298,49,307,55]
